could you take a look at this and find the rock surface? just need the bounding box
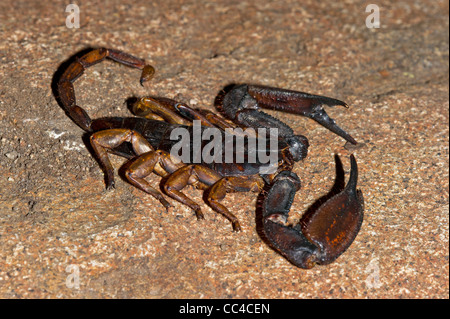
[0,0,448,298]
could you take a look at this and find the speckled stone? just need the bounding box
[0,0,448,298]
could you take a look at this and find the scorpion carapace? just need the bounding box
[56,48,364,269]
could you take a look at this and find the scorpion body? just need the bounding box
[56,48,364,269]
[90,115,287,177]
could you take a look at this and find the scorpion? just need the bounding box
[56,48,364,269]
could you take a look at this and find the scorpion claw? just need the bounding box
[306,106,357,145]
[262,155,364,268]
[223,84,358,144]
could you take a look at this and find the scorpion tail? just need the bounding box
[56,48,154,132]
[262,155,364,269]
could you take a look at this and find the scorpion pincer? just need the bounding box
[56,48,364,269]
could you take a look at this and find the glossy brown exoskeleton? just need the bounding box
[56,48,364,269]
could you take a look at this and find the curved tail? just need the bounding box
[56,48,155,132]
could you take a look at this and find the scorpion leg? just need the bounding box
[89,128,153,189]
[132,96,229,129]
[171,104,226,129]
[133,95,241,131]
[262,155,364,269]
[163,165,223,220]
[132,97,191,125]
[163,165,264,230]
[222,84,357,144]
[90,129,187,209]
[124,151,173,210]
[124,149,188,210]
[57,48,155,131]
[206,175,265,231]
